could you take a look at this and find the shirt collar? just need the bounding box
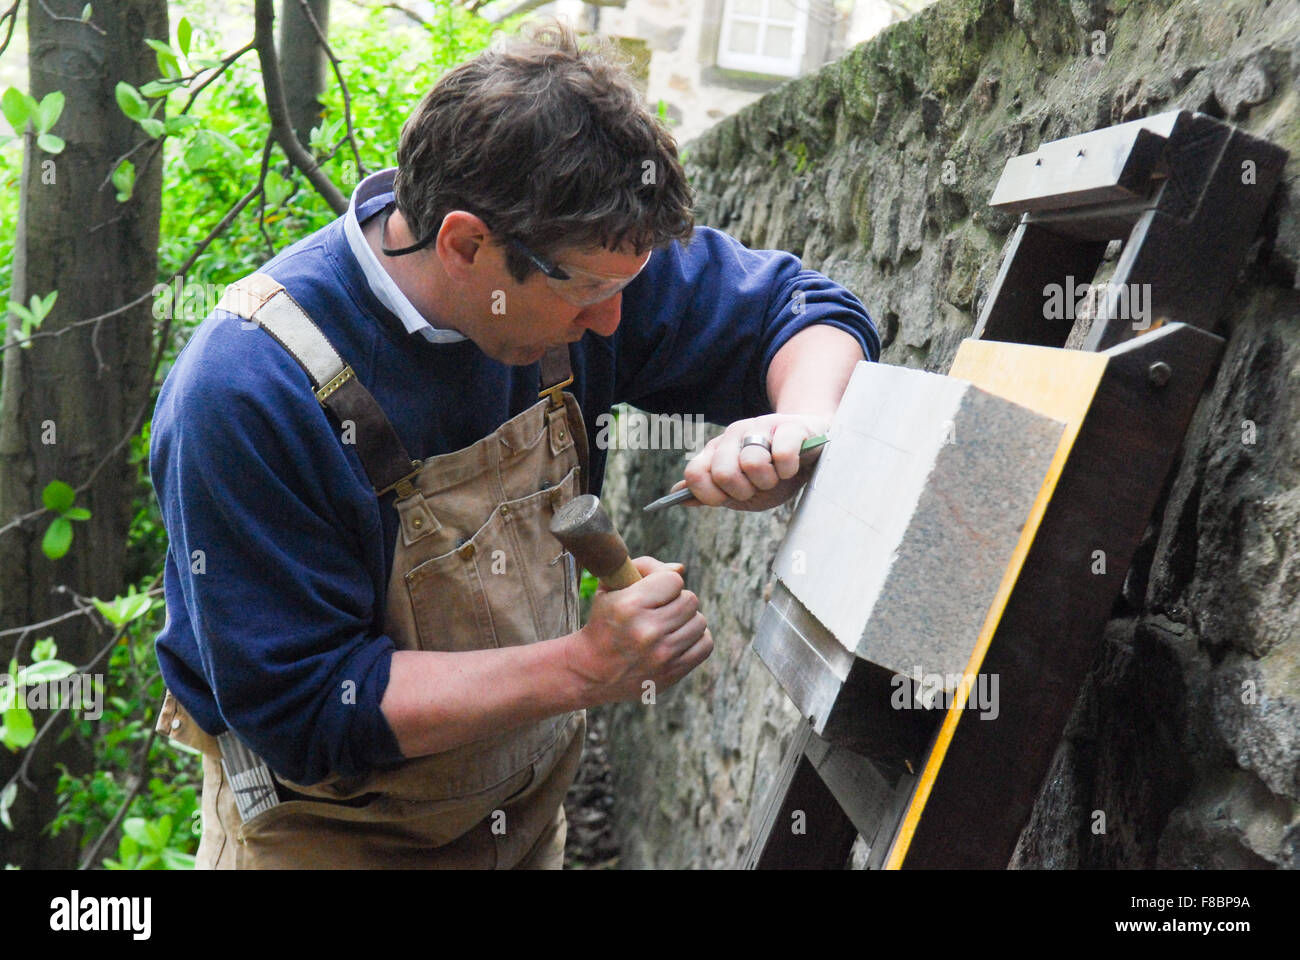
[343,168,467,344]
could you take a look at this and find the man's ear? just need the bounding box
[436,210,492,282]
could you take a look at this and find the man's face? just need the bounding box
[471,240,650,366]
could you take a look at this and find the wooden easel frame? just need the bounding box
[745,110,1287,869]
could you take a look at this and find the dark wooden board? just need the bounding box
[896,323,1223,868]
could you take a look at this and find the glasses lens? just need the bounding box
[547,252,651,306]
[547,275,636,307]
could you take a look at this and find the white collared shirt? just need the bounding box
[342,168,467,344]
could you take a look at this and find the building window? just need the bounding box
[716,0,809,77]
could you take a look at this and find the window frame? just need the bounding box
[716,0,810,77]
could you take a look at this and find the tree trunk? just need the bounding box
[279,0,330,148]
[0,0,166,868]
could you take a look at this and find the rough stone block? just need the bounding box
[767,360,1066,686]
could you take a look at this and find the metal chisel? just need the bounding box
[642,433,829,512]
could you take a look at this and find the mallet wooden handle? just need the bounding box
[550,494,643,590]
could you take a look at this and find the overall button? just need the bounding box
[457,541,475,561]
[500,504,510,516]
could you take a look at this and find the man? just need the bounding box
[150,21,879,869]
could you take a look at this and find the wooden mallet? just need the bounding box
[550,494,644,590]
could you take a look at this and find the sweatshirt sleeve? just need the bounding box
[612,226,879,423]
[149,312,407,785]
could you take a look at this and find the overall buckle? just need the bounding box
[538,374,573,409]
[375,461,423,499]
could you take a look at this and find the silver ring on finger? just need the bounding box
[740,433,772,454]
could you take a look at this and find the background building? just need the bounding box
[532,0,935,141]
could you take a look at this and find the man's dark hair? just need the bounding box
[394,19,695,283]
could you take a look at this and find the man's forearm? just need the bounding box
[766,324,866,417]
[380,638,585,758]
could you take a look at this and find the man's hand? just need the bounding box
[562,556,712,705]
[672,413,829,513]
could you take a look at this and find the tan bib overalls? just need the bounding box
[155,273,589,869]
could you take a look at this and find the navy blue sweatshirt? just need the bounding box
[150,200,879,785]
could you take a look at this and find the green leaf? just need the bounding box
[30,638,56,662]
[308,118,343,154]
[119,834,139,860]
[264,170,291,208]
[163,115,199,134]
[111,158,135,202]
[207,129,243,164]
[41,516,72,560]
[183,131,214,170]
[36,133,64,154]
[139,117,164,139]
[146,39,181,79]
[122,593,152,621]
[158,50,181,80]
[6,300,32,325]
[35,91,63,134]
[91,591,152,626]
[141,79,180,98]
[40,290,57,315]
[122,817,151,846]
[0,783,16,830]
[63,507,91,521]
[41,480,75,513]
[80,4,92,22]
[1,706,35,749]
[16,660,76,685]
[161,848,195,870]
[1,87,30,135]
[191,57,225,70]
[177,18,192,57]
[114,82,148,122]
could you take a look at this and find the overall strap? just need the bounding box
[215,274,422,498]
[538,345,590,496]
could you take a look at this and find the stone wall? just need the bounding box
[597,0,1300,869]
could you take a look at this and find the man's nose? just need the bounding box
[574,292,622,337]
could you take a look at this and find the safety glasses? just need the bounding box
[508,237,651,308]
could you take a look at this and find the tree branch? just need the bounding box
[0,137,278,541]
[98,40,257,195]
[35,0,105,35]
[294,0,368,181]
[77,726,159,870]
[0,0,21,58]
[253,0,347,215]
[2,579,160,797]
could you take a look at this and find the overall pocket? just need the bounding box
[404,465,580,653]
[404,530,498,653]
